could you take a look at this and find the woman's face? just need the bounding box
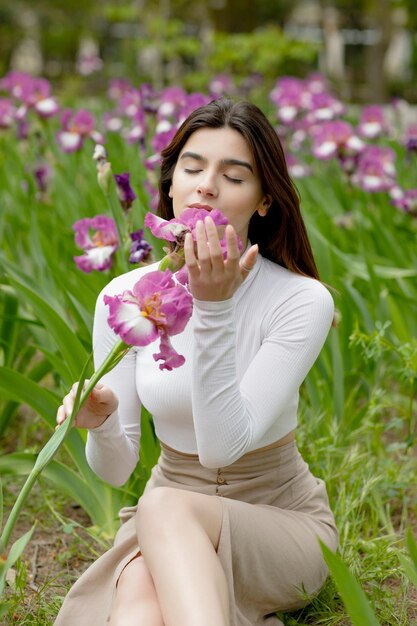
[169,127,270,248]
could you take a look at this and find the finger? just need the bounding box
[91,385,112,405]
[204,217,224,273]
[224,225,240,271]
[56,405,66,425]
[240,244,259,278]
[195,220,211,269]
[184,231,199,277]
[63,393,74,416]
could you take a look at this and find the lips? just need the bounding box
[186,203,214,212]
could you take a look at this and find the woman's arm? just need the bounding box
[191,281,334,468]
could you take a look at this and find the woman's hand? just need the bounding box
[184,215,258,301]
[56,381,118,430]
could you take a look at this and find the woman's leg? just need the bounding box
[136,486,229,626]
[109,555,164,626]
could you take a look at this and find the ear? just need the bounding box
[257,194,272,217]
[168,185,173,198]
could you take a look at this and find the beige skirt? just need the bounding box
[54,441,338,626]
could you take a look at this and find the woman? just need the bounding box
[55,98,338,626]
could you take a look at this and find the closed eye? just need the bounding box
[184,168,202,174]
[224,174,243,184]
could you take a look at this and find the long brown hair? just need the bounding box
[157,98,320,280]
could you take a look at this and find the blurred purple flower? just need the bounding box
[108,79,133,101]
[351,145,396,192]
[118,89,143,119]
[157,86,187,120]
[305,92,345,124]
[357,105,386,139]
[122,108,146,145]
[129,229,153,264]
[104,269,193,370]
[34,163,51,195]
[0,98,15,129]
[152,126,177,154]
[76,52,103,77]
[311,120,365,160]
[285,153,312,179]
[178,93,211,124]
[404,125,417,153]
[0,72,59,119]
[103,112,124,133]
[73,215,118,272]
[270,77,307,124]
[391,189,417,216]
[57,108,97,152]
[304,73,328,94]
[209,74,234,97]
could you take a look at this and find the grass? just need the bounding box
[2,378,417,625]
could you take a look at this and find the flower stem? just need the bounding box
[106,192,130,273]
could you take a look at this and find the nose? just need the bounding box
[196,174,218,198]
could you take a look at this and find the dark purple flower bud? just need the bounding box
[114,172,136,211]
[129,229,153,264]
[34,163,51,194]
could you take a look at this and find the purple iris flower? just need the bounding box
[129,229,153,264]
[357,105,386,139]
[305,92,345,124]
[391,189,417,216]
[114,172,137,211]
[144,207,228,245]
[350,145,396,192]
[270,77,307,124]
[311,120,364,160]
[73,215,119,272]
[57,108,97,153]
[118,89,143,118]
[123,109,147,145]
[104,269,193,370]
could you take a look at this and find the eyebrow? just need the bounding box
[180,151,254,173]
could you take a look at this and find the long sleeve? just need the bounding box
[191,277,334,468]
[85,280,142,487]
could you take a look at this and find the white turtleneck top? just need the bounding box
[86,253,334,486]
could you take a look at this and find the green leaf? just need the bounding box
[0,367,93,478]
[406,529,417,568]
[398,553,417,588]
[0,454,106,529]
[321,542,380,626]
[5,275,89,380]
[0,525,36,596]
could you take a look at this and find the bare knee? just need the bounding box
[136,487,187,535]
[116,556,155,602]
[136,487,222,549]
